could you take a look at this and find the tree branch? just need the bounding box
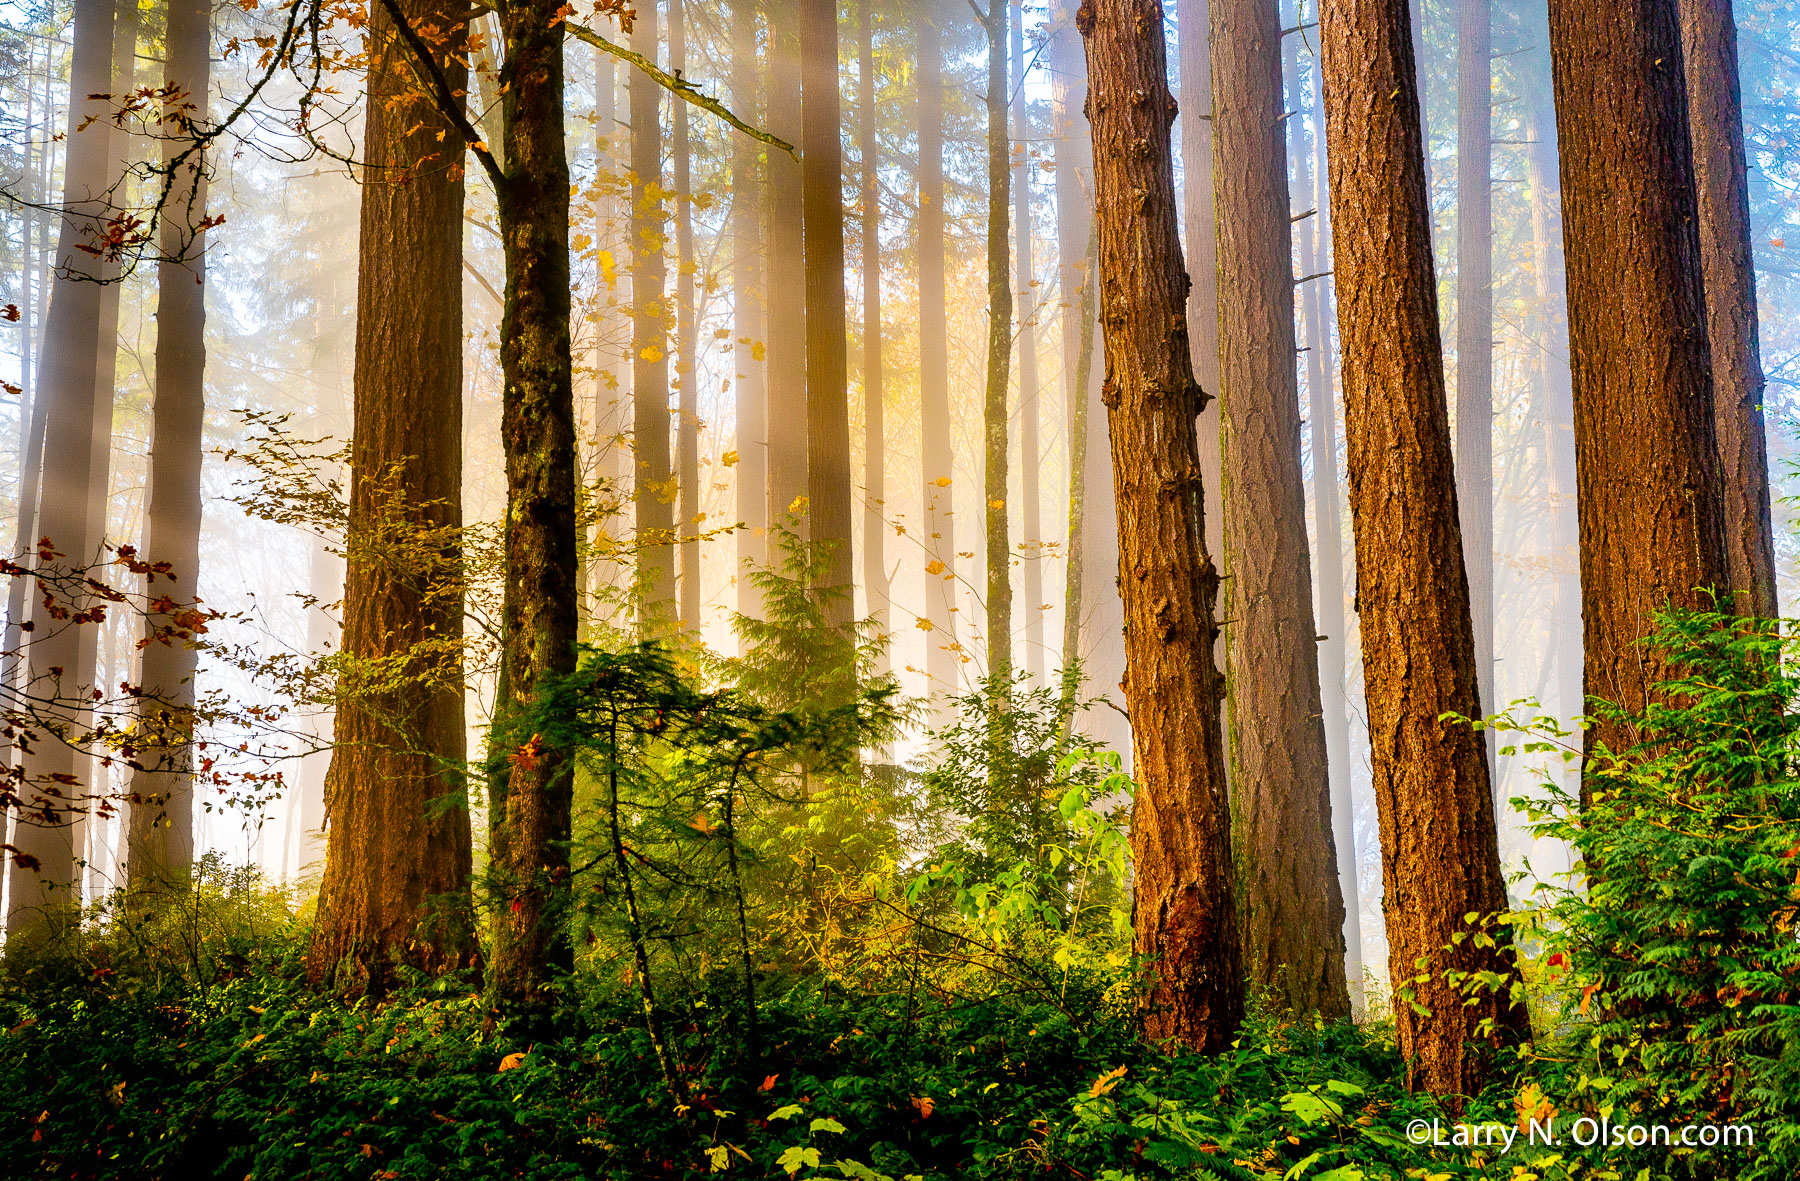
[564,21,794,156]
[373,0,506,189]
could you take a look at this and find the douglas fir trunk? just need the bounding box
[1078,0,1242,1052]
[1318,0,1527,1097]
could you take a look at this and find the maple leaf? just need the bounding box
[759,1073,778,1092]
[2,304,19,321]
[910,1095,934,1119]
[1089,1065,1127,1097]
[499,1051,527,1072]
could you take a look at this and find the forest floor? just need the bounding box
[0,935,1763,1181]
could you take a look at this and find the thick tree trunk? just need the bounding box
[802,0,854,620]
[1318,0,1527,1096]
[1544,0,1731,772]
[672,0,700,635]
[767,6,808,530]
[1211,0,1348,1018]
[918,7,958,701]
[1012,0,1044,686]
[5,0,117,934]
[126,0,212,894]
[308,0,476,989]
[983,3,1014,699]
[1078,0,1242,1052]
[630,8,673,634]
[859,0,888,672]
[486,0,579,1004]
[1291,9,1364,1009]
[1454,0,1495,762]
[1679,0,1776,618]
[731,0,767,623]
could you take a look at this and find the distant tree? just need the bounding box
[979,0,1014,716]
[1545,0,1731,778]
[802,0,854,622]
[766,5,807,529]
[630,3,673,633]
[1078,0,1243,1052]
[858,0,888,676]
[126,0,214,894]
[732,0,767,621]
[1318,0,1527,1095]
[1679,0,1776,618]
[1454,0,1496,760]
[1175,0,1222,581]
[671,0,700,636]
[5,0,118,934]
[1011,0,1044,686]
[1285,0,1363,1008]
[1209,0,1348,1018]
[917,3,959,703]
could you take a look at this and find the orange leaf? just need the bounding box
[499,1051,527,1072]
[760,1074,779,1092]
[910,1095,935,1119]
[1089,1065,1128,1097]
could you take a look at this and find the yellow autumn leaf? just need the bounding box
[925,560,945,576]
[989,498,1006,510]
[933,476,952,487]
[721,450,739,467]
[751,341,767,361]
[640,345,664,362]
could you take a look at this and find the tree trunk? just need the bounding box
[5,0,117,934]
[1679,0,1776,618]
[1520,17,1582,748]
[1291,6,1364,1010]
[732,0,767,621]
[802,0,854,620]
[486,0,580,1003]
[982,1,1014,701]
[1454,0,1495,767]
[1050,0,1096,728]
[1318,0,1527,1096]
[767,5,808,530]
[1211,0,1348,1018]
[1544,0,1731,772]
[859,0,888,672]
[1012,0,1044,686]
[306,0,476,990]
[672,0,700,635]
[918,6,958,702]
[630,6,673,634]
[1176,0,1223,592]
[125,0,211,893]
[1078,0,1242,1052]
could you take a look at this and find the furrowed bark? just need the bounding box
[1078,0,1243,1052]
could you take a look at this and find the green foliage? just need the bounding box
[1507,609,1800,1179]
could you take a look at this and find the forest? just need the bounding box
[1,0,1799,1176]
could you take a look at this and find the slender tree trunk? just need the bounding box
[1078,0,1242,1052]
[918,6,958,701]
[1544,0,1731,775]
[486,0,580,1003]
[1679,0,1776,618]
[1050,0,1095,728]
[1012,0,1045,686]
[859,0,888,671]
[767,4,808,530]
[307,0,476,990]
[732,0,767,620]
[125,0,213,894]
[1176,0,1223,587]
[1292,13,1364,1010]
[982,0,1014,700]
[1454,0,1496,764]
[1211,0,1347,1018]
[1318,0,1527,1096]
[802,0,853,619]
[1521,33,1582,735]
[5,0,116,934]
[630,7,673,634]
[671,0,700,635]
[587,45,627,637]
